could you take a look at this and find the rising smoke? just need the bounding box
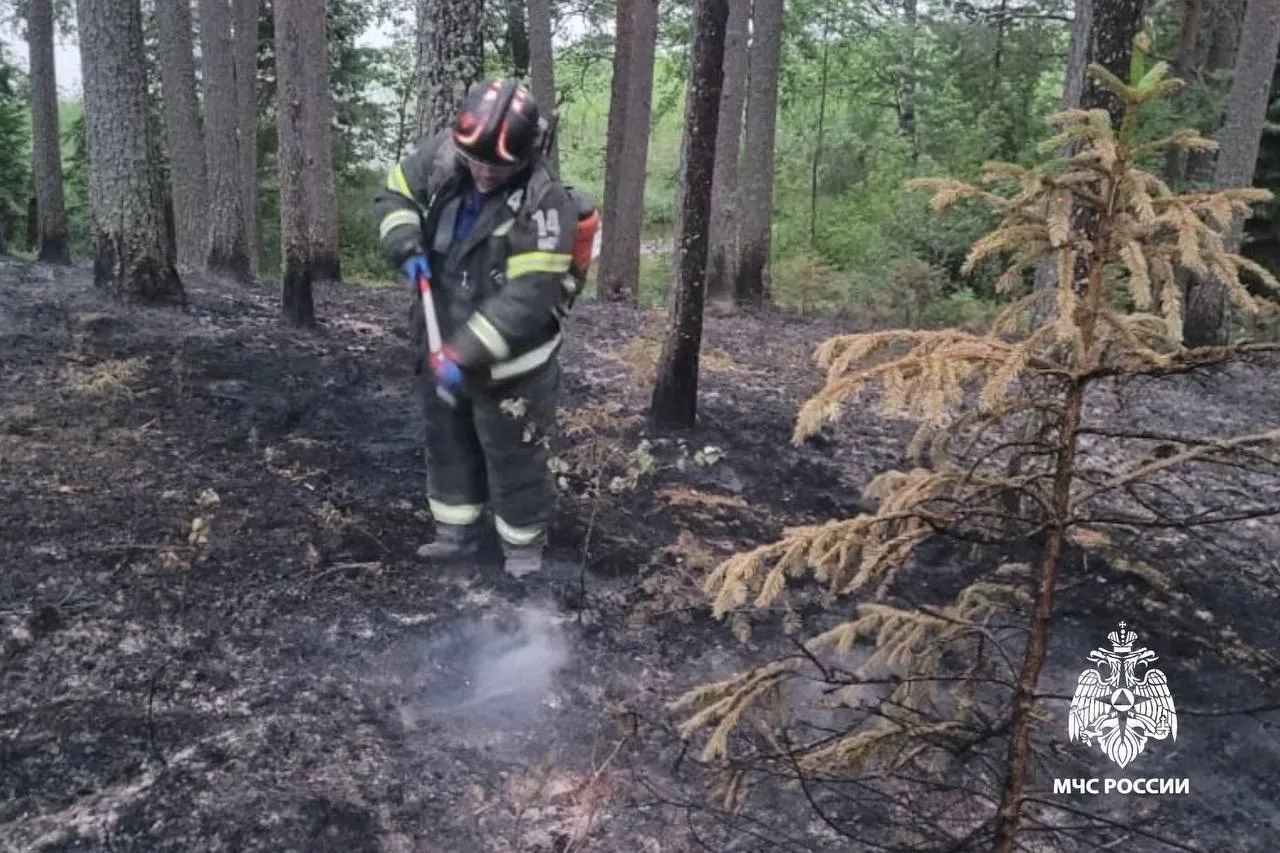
[394,601,571,725]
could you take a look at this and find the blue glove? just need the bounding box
[403,254,430,293]
[430,346,464,393]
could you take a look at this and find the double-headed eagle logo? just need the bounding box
[1069,622,1177,769]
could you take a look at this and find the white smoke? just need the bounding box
[448,603,570,713]
[387,601,571,726]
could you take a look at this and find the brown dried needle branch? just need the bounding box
[670,59,1278,850]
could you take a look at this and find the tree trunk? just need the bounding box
[76,0,184,301]
[1242,57,1280,272]
[526,0,558,176]
[155,0,209,270]
[897,0,918,159]
[199,0,250,278]
[302,3,340,284]
[733,0,783,307]
[649,0,727,429]
[1184,0,1280,347]
[1186,0,1247,183]
[1079,0,1147,128]
[28,0,70,264]
[1060,0,1093,111]
[505,0,530,78]
[705,0,748,305]
[1212,0,1280,212]
[1065,0,1145,293]
[234,0,260,274]
[993,163,1119,853]
[275,0,337,324]
[26,195,37,252]
[810,11,831,249]
[597,0,635,301]
[597,0,659,303]
[416,0,486,137]
[1031,0,1143,319]
[1163,0,1205,186]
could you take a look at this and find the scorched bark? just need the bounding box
[199,0,250,279]
[27,0,70,264]
[649,0,727,429]
[75,0,183,301]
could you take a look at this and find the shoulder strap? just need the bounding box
[519,162,555,220]
[418,133,464,254]
[426,131,460,199]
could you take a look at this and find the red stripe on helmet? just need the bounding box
[496,120,516,162]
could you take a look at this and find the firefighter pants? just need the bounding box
[416,359,560,547]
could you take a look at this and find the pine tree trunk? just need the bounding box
[1163,0,1205,186]
[234,0,260,274]
[199,0,250,278]
[275,0,336,324]
[76,0,184,301]
[526,0,558,175]
[28,0,70,264]
[597,0,635,301]
[155,0,209,270]
[597,0,658,303]
[705,0,748,305]
[1242,62,1280,271]
[505,0,530,78]
[1184,0,1280,347]
[416,0,485,137]
[1031,0,1143,321]
[303,0,340,284]
[897,0,918,159]
[649,0,727,429]
[1060,0,1093,111]
[992,176,1118,853]
[733,0,783,307]
[1187,0,1247,183]
[1080,0,1147,127]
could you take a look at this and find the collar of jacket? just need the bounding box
[430,161,551,260]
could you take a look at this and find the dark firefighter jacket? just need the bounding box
[372,128,578,387]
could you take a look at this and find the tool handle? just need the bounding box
[417,271,456,406]
[417,272,444,355]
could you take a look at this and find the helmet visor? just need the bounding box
[455,146,524,189]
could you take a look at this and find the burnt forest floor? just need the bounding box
[3,257,1280,853]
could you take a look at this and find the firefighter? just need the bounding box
[372,78,587,578]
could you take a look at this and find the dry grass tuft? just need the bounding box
[62,357,145,398]
[592,333,758,391]
[551,402,653,496]
[469,745,624,852]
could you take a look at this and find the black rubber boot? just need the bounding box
[501,541,544,578]
[416,522,483,561]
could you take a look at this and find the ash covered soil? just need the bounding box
[2,257,1280,852]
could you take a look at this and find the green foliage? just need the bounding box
[539,0,1081,319]
[61,106,89,258]
[0,44,30,252]
[336,166,396,282]
[32,0,1261,323]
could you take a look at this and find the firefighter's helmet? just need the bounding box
[452,78,542,173]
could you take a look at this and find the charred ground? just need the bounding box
[2,258,1279,851]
